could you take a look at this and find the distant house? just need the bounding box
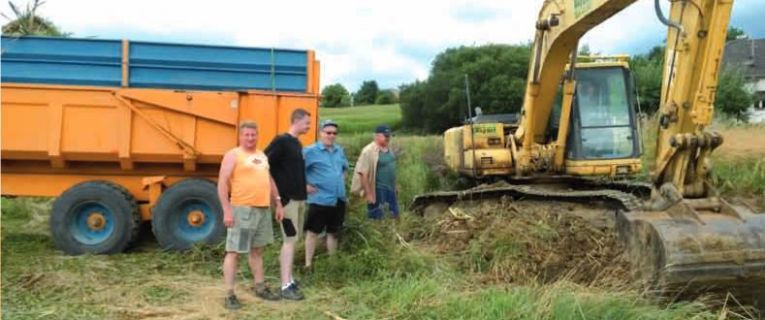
[723,38,765,123]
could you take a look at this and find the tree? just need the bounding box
[715,68,755,122]
[354,80,379,105]
[631,45,664,114]
[399,44,531,133]
[2,0,69,36]
[578,44,591,56]
[375,89,397,105]
[726,26,746,41]
[399,81,427,129]
[321,83,350,108]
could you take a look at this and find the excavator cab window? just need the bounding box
[566,66,640,160]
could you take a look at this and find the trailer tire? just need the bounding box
[50,181,140,255]
[151,179,225,251]
[108,182,144,246]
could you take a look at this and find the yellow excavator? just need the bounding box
[412,0,765,304]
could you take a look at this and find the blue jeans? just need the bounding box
[367,187,399,219]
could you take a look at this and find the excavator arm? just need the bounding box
[415,0,765,305]
[515,0,733,196]
[516,0,638,173]
[652,0,731,199]
[520,0,764,302]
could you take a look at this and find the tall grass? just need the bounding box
[712,157,765,196]
[2,198,727,319]
[336,133,459,207]
[336,277,717,319]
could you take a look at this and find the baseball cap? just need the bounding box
[375,124,392,137]
[320,119,339,129]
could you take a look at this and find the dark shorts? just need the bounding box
[367,187,399,219]
[304,200,346,234]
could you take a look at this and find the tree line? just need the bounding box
[390,27,755,133]
[321,80,398,108]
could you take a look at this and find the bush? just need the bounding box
[321,83,350,108]
[375,90,397,105]
[716,68,756,122]
[354,80,380,105]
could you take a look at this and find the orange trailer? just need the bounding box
[1,36,320,254]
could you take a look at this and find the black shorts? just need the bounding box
[304,200,345,234]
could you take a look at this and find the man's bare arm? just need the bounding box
[359,171,375,204]
[269,176,285,221]
[217,150,236,227]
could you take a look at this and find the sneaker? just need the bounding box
[281,283,305,301]
[253,283,281,301]
[291,278,301,290]
[224,294,241,310]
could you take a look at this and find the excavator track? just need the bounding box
[410,179,650,213]
[411,181,765,310]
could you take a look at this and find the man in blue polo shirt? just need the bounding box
[303,119,348,268]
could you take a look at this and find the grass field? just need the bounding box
[2,106,764,319]
[318,104,402,134]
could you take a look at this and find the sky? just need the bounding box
[12,0,765,92]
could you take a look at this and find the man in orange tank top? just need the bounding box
[217,121,285,310]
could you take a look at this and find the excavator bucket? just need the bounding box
[617,199,765,303]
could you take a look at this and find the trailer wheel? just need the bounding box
[50,181,140,255]
[151,179,225,250]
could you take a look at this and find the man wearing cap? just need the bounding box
[351,124,400,219]
[302,119,348,268]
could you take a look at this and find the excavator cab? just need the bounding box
[548,57,642,177]
[567,66,639,161]
[448,60,643,179]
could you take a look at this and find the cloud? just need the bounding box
[15,0,763,91]
[451,4,500,23]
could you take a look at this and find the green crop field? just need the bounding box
[2,105,763,319]
[319,104,402,134]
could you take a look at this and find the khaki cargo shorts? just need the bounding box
[280,200,306,243]
[225,206,273,253]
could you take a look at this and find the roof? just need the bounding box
[723,38,765,80]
